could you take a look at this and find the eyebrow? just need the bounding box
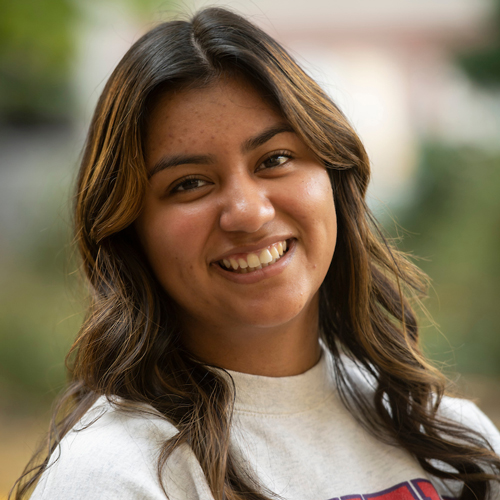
[148,123,295,179]
[148,154,215,179]
[241,123,295,153]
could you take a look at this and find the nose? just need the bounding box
[219,176,275,233]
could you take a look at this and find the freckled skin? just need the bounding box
[135,78,337,376]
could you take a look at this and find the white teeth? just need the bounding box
[219,240,290,273]
[247,253,260,268]
[259,249,273,264]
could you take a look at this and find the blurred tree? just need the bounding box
[458,0,500,85]
[0,0,163,126]
[0,0,77,125]
[411,0,500,374]
[393,145,500,375]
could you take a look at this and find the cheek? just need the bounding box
[288,168,336,234]
[135,204,210,284]
[292,169,337,280]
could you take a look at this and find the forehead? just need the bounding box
[144,78,284,159]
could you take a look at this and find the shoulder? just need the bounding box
[339,358,500,493]
[338,354,500,451]
[31,397,214,500]
[438,396,500,452]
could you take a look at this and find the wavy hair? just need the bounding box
[13,7,500,500]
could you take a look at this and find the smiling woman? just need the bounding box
[135,78,336,374]
[12,7,500,500]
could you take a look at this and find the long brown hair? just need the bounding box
[13,7,500,500]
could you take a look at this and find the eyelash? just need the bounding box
[258,150,294,171]
[170,175,209,193]
[169,150,294,194]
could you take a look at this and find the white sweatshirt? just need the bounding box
[31,353,500,500]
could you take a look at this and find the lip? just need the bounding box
[211,238,296,284]
[211,235,294,263]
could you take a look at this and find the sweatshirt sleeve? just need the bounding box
[433,397,500,499]
[439,397,500,455]
[30,400,214,500]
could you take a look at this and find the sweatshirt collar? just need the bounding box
[224,349,336,415]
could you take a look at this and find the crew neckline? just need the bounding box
[224,349,337,415]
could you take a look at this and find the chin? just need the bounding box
[228,295,315,330]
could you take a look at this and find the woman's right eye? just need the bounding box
[171,176,209,193]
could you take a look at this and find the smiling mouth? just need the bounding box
[217,239,291,274]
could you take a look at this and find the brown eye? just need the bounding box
[258,151,293,171]
[172,177,209,193]
[263,155,288,168]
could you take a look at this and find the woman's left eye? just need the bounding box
[258,151,293,171]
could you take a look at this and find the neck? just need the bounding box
[180,301,321,377]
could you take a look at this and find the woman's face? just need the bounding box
[135,78,336,348]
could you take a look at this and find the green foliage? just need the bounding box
[458,45,500,86]
[0,0,77,124]
[0,0,164,125]
[0,192,81,412]
[456,0,500,85]
[391,144,500,375]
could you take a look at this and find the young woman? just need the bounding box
[14,7,500,500]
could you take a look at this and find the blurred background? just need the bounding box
[1,0,499,496]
